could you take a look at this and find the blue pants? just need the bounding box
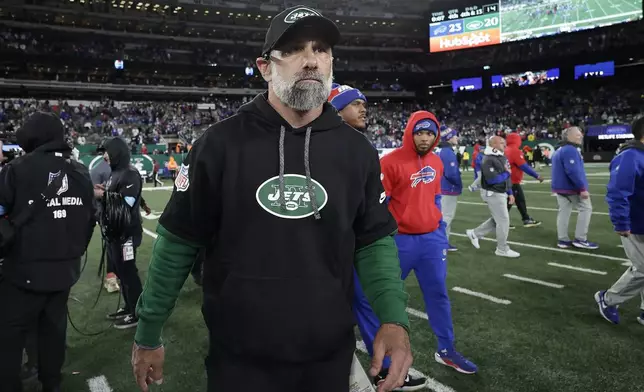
[353,229,454,369]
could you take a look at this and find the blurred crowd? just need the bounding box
[1,8,643,90]
[2,80,642,150]
[0,98,243,148]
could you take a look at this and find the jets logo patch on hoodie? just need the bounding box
[255,174,328,219]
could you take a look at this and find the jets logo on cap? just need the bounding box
[284,7,321,23]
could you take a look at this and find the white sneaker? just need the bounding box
[104,276,120,293]
[495,248,520,258]
[466,230,480,249]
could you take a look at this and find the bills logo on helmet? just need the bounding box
[410,166,436,188]
[175,164,190,192]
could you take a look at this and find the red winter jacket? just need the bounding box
[380,111,443,235]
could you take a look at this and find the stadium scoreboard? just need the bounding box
[429,0,644,53]
[429,3,500,52]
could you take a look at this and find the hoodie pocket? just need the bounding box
[208,273,356,362]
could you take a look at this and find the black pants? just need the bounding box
[107,240,143,315]
[205,344,354,392]
[507,183,530,221]
[0,280,69,391]
[24,326,38,368]
[106,245,115,276]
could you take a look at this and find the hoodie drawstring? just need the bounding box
[277,126,321,220]
[304,126,321,220]
[278,126,286,211]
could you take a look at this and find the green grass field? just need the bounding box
[58,164,644,392]
[500,0,642,40]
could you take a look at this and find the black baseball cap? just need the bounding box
[262,5,341,57]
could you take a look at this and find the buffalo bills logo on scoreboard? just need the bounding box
[430,20,464,38]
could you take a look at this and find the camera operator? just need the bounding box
[0,112,96,392]
[91,142,121,293]
[95,137,144,330]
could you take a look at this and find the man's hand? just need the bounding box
[508,195,515,205]
[370,324,413,392]
[537,176,544,183]
[580,191,590,199]
[132,343,165,392]
[94,184,105,199]
[617,230,631,237]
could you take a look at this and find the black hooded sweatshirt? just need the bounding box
[0,112,96,292]
[158,92,398,362]
[104,137,143,244]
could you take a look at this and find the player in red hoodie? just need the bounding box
[505,133,544,228]
[380,111,478,375]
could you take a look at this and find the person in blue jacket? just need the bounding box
[550,127,598,250]
[436,127,462,251]
[468,144,486,192]
[595,117,644,326]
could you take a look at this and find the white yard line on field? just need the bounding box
[452,287,511,305]
[406,307,429,320]
[356,341,455,392]
[547,262,607,275]
[451,232,627,263]
[521,181,606,186]
[521,179,551,184]
[522,190,605,197]
[143,186,174,191]
[87,375,113,392]
[457,201,609,216]
[502,274,565,289]
[143,227,159,239]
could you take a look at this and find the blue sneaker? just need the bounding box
[637,311,644,326]
[594,290,619,324]
[448,244,458,252]
[573,239,599,250]
[434,348,478,374]
[557,240,573,249]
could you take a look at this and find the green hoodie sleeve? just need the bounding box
[134,224,201,348]
[354,235,410,332]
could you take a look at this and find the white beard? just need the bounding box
[271,65,333,111]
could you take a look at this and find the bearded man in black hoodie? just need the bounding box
[132,5,413,392]
[95,137,144,330]
[0,112,96,392]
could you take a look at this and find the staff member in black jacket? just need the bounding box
[0,112,96,392]
[94,137,144,330]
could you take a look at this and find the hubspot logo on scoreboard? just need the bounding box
[430,29,500,52]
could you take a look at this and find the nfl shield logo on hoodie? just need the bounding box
[175,164,190,192]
